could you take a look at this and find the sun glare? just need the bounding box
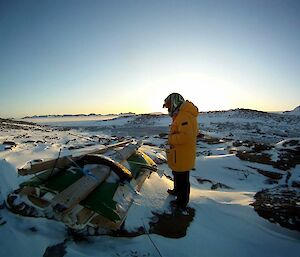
[145,72,232,112]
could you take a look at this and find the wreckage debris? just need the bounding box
[6,141,157,235]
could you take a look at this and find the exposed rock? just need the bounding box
[196,177,213,184]
[29,227,37,232]
[236,151,273,166]
[197,132,205,139]
[56,127,71,131]
[1,141,17,151]
[3,141,17,146]
[197,134,224,144]
[23,140,36,144]
[68,146,82,150]
[292,180,300,188]
[273,139,300,170]
[196,177,233,190]
[158,133,168,138]
[275,149,300,171]
[232,141,243,147]
[246,166,283,180]
[251,186,300,232]
[253,143,272,151]
[211,183,233,190]
[143,142,158,147]
[236,146,300,171]
[197,150,212,156]
[232,140,271,151]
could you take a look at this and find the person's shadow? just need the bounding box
[148,197,196,238]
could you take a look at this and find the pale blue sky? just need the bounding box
[0,0,299,118]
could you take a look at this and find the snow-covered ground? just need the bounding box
[1,110,300,257]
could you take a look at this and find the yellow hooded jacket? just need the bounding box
[167,100,199,172]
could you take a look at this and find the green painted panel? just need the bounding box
[81,182,120,221]
[45,169,83,192]
[128,153,148,178]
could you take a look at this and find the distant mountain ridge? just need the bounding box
[23,112,136,119]
[22,106,300,119]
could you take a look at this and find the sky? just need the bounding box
[0,0,299,118]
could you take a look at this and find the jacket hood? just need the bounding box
[180,100,199,117]
[163,93,185,117]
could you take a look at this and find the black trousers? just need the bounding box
[172,170,190,208]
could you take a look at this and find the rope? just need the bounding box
[33,148,62,182]
[65,156,99,181]
[138,174,165,257]
[142,219,164,257]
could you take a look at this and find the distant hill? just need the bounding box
[21,107,300,119]
[283,106,300,116]
[22,112,136,119]
[22,114,102,119]
[0,117,38,129]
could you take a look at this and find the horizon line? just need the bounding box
[8,106,298,119]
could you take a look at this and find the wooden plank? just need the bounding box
[62,169,151,229]
[18,140,132,176]
[19,186,37,196]
[50,165,110,213]
[89,213,121,230]
[28,195,50,208]
[135,168,151,192]
[18,156,72,176]
[114,142,141,161]
[76,207,95,225]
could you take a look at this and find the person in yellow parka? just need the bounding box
[163,93,199,210]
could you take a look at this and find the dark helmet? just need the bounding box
[163,93,185,117]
